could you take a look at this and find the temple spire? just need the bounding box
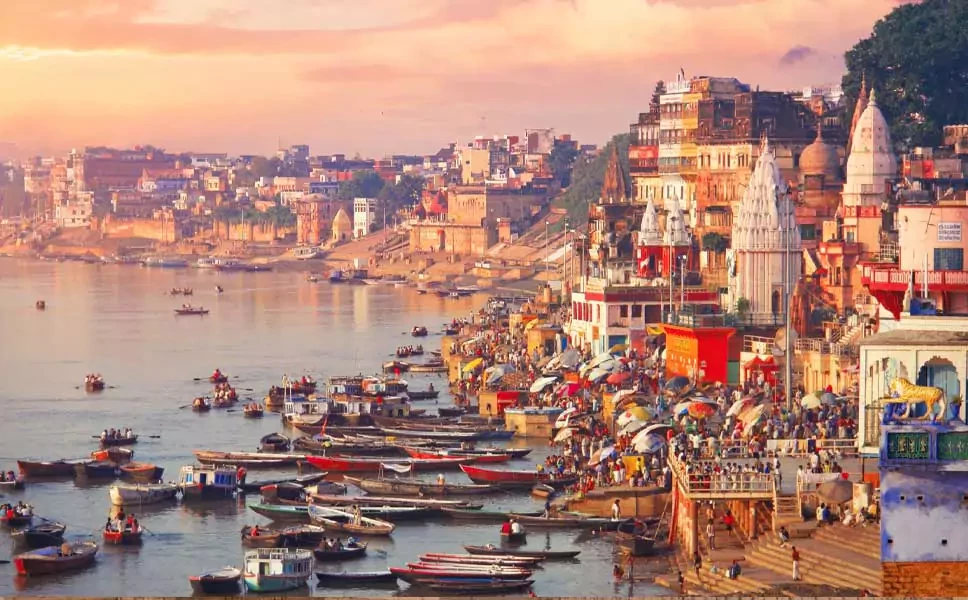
[600,145,628,204]
[639,197,661,246]
[847,74,869,156]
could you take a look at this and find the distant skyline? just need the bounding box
[0,0,907,158]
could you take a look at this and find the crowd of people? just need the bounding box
[0,469,19,482]
[100,428,135,442]
[105,509,141,534]
[1,502,32,519]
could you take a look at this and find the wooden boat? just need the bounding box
[36,300,46,310]
[436,406,467,417]
[310,492,479,509]
[382,360,410,373]
[411,326,428,337]
[423,579,535,594]
[379,427,482,441]
[120,462,163,483]
[178,464,238,501]
[74,461,119,479]
[243,548,313,592]
[312,541,367,561]
[194,450,305,467]
[407,389,440,400]
[91,447,134,464]
[174,306,209,316]
[315,570,396,585]
[17,459,88,478]
[531,483,555,498]
[308,507,395,536]
[100,435,137,447]
[419,553,540,566]
[312,504,434,522]
[342,475,497,497]
[239,472,326,494]
[240,526,284,548]
[11,522,67,549]
[209,372,229,384]
[292,436,402,457]
[277,524,328,547]
[464,545,581,560]
[109,483,178,506]
[615,519,658,556]
[390,565,532,582]
[1,511,33,528]
[243,404,265,418]
[501,531,527,544]
[103,528,143,545]
[249,503,311,522]
[441,508,541,522]
[14,541,98,576]
[192,398,211,412]
[408,362,448,374]
[189,567,242,594]
[85,379,106,392]
[507,512,621,529]
[259,433,290,453]
[0,477,25,490]
[460,464,578,489]
[305,455,473,473]
[404,448,511,464]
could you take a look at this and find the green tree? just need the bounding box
[549,141,580,187]
[248,156,276,179]
[701,232,729,253]
[394,173,425,206]
[552,133,630,226]
[843,0,968,150]
[337,169,385,201]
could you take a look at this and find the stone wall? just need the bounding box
[97,214,179,243]
[883,560,968,596]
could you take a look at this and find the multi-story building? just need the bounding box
[54,191,93,228]
[353,197,378,238]
[629,105,661,204]
[291,195,348,246]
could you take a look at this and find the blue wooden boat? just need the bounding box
[243,548,313,593]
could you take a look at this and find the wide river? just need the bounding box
[0,259,669,597]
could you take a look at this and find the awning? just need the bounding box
[524,319,543,332]
[463,358,483,373]
[381,463,412,474]
[744,356,778,371]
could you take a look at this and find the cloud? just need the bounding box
[779,45,818,66]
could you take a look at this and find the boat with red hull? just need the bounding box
[459,465,578,489]
[403,448,511,464]
[103,529,143,545]
[304,455,474,473]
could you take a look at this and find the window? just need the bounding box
[934,248,964,271]
[632,305,642,318]
[619,305,629,318]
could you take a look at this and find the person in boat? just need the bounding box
[100,429,108,442]
[352,505,362,526]
[436,473,446,485]
[212,368,222,380]
[6,471,13,481]
[509,518,523,536]
[428,382,434,392]
[249,524,260,537]
[125,513,135,532]
[611,499,622,521]
[3,505,15,520]
[105,517,114,532]
[499,519,512,535]
[335,537,343,551]
[59,542,73,557]
[236,466,247,487]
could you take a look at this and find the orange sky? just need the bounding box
[0,0,904,157]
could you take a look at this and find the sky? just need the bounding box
[0,0,907,158]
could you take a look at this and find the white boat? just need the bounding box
[196,258,217,269]
[292,246,320,260]
[142,257,188,268]
[283,396,334,426]
[243,548,313,593]
[109,483,178,506]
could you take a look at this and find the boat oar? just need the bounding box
[149,435,161,439]
[0,560,10,565]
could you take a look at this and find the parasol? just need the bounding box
[820,392,838,405]
[673,401,691,418]
[817,479,854,504]
[556,382,581,398]
[554,407,579,429]
[616,406,653,428]
[586,368,611,383]
[553,427,577,443]
[529,376,559,394]
[620,419,649,436]
[608,343,628,354]
[739,403,768,425]
[462,358,483,373]
[590,445,616,465]
[632,432,666,455]
[640,423,674,439]
[686,401,717,420]
[727,397,755,417]
[801,393,822,410]
[606,372,632,386]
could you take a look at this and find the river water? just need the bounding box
[0,259,669,597]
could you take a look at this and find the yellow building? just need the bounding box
[331,207,352,243]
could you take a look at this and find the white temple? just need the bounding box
[728,137,802,319]
[663,194,691,246]
[639,197,662,246]
[842,88,897,244]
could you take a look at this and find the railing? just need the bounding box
[861,265,968,288]
[743,335,775,354]
[664,311,727,328]
[766,438,858,458]
[795,337,859,357]
[667,454,775,498]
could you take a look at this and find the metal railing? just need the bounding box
[766,438,858,458]
[795,337,859,358]
[667,454,775,498]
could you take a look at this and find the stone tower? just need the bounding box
[600,145,628,204]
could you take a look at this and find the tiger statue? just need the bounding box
[882,377,947,422]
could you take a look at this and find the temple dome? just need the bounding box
[800,130,841,179]
[845,89,897,184]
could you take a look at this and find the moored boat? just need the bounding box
[103,528,143,545]
[310,492,479,509]
[342,475,497,497]
[390,565,532,582]
[463,545,581,559]
[418,553,540,566]
[307,506,395,537]
[312,540,367,561]
[188,567,242,595]
[404,448,511,464]
[238,472,326,494]
[406,389,440,400]
[119,462,164,483]
[460,464,578,489]
[174,306,209,316]
[11,522,67,549]
[17,459,88,478]
[241,526,284,548]
[91,447,134,464]
[305,455,473,474]
[615,519,658,556]
[315,570,397,585]
[259,433,290,453]
[109,483,178,506]
[14,541,99,576]
[423,579,535,594]
[194,450,304,468]
[243,548,313,593]
[507,512,622,529]
[74,461,120,480]
[178,464,239,501]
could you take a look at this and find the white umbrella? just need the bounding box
[588,352,614,368]
[620,419,649,436]
[553,427,576,443]
[801,393,822,410]
[616,406,654,428]
[633,433,666,454]
[727,397,755,417]
[590,445,616,465]
[558,348,581,369]
[586,368,611,383]
[640,423,674,439]
[673,400,691,417]
[529,376,559,394]
[554,407,578,429]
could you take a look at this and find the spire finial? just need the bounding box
[869,87,878,106]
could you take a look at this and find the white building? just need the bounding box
[727,137,801,321]
[54,193,94,228]
[353,197,378,239]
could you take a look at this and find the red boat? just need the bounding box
[459,465,578,488]
[103,529,143,545]
[404,448,511,464]
[120,462,164,483]
[389,566,532,582]
[304,455,474,473]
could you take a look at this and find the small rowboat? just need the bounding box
[74,461,119,479]
[404,448,511,464]
[0,477,25,490]
[411,326,428,337]
[10,522,66,549]
[91,447,134,464]
[243,404,264,418]
[120,462,163,483]
[309,507,395,537]
[14,541,99,576]
[507,512,625,529]
[341,475,497,497]
[17,459,88,478]
[100,435,137,447]
[501,531,527,544]
[310,493,478,509]
[194,450,305,468]
[174,307,209,316]
[259,433,290,453]
[460,464,578,489]
[1,512,34,528]
[85,379,106,392]
[424,579,535,594]
[192,398,212,412]
[463,545,581,560]
[188,567,242,594]
[103,529,143,545]
[239,472,326,494]
[419,553,540,566]
[390,565,532,582]
[531,483,555,498]
[315,570,397,585]
[240,526,284,548]
[209,373,229,384]
[305,455,474,474]
[109,483,178,506]
[313,541,367,561]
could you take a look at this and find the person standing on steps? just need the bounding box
[791,545,801,581]
[693,550,702,580]
[705,520,716,550]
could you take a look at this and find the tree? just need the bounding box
[553,133,631,226]
[394,173,425,207]
[651,80,666,109]
[843,0,968,150]
[337,169,385,201]
[701,232,729,253]
[248,156,276,179]
[549,141,580,187]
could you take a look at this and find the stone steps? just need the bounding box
[812,523,881,560]
[682,562,772,596]
[746,536,881,593]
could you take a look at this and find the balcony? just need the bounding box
[861,264,968,292]
[795,337,859,358]
[818,239,861,256]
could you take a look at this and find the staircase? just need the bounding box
[772,494,803,531]
[745,525,882,594]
